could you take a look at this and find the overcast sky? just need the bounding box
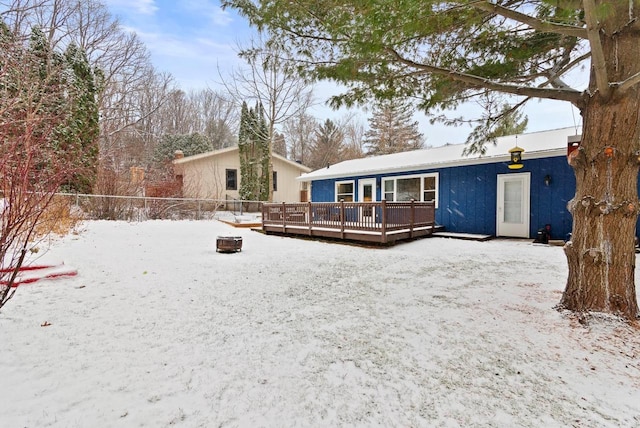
[103,0,584,146]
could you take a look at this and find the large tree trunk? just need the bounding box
[563,94,640,318]
[562,8,640,319]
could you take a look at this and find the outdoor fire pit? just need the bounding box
[216,236,243,253]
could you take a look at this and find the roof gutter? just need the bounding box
[295,148,567,182]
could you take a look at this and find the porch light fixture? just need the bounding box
[508,145,525,170]
[544,174,552,186]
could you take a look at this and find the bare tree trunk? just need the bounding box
[562,18,640,320]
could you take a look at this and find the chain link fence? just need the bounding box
[58,193,264,221]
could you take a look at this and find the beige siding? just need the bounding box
[176,148,309,202]
[181,150,241,200]
[272,156,307,203]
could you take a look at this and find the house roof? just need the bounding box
[297,127,582,182]
[173,145,312,173]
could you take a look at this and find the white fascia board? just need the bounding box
[296,148,567,182]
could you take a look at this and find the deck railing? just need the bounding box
[262,200,436,244]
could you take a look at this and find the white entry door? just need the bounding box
[359,178,376,221]
[497,173,530,238]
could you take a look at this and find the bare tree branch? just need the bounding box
[583,0,609,97]
[611,70,640,93]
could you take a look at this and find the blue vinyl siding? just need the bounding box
[310,155,581,240]
[311,179,339,202]
[434,157,576,239]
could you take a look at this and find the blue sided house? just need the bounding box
[297,127,587,240]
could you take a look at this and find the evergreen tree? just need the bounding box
[238,102,255,200]
[61,44,100,194]
[272,131,287,158]
[256,102,270,201]
[238,102,270,201]
[364,100,424,156]
[21,28,100,194]
[308,119,345,170]
[1,22,100,307]
[464,96,529,155]
[153,133,212,164]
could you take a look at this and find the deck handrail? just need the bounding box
[262,200,435,243]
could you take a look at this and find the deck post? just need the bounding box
[282,202,286,231]
[340,199,345,239]
[410,199,415,238]
[308,201,312,236]
[381,199,387,244]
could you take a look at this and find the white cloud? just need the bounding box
[181,0,233,27]
[210,7,233,27]
[103,0,158,15]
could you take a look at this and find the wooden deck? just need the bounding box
[261,201,436,244]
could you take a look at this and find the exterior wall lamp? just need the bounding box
[544,174,552,186]
[508,145,525,170]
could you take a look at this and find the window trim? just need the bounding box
[225,168,238,191]
[335,180,355,202]
[381,173,439,208]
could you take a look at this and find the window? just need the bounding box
[423,175,436,203]
[335,181,354,202]
[397,177,420,201]
[381,173,438,207]
[226,169,237,190]
[272,171,278,191]
[384,180,394,201]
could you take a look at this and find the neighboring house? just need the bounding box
[297,127,589,240]
[173,146,311,203]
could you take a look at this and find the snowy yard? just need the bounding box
[1,220,639,427]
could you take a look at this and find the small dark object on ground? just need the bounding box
[534,224,551,244]
[216,236,243,253]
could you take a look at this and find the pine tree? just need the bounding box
[61,44,100,194]
[18,28,100,194]
[256,102,270,201]
[238,101,270,201]
[238,101,256,200]
[272,131,287,158]
[308,119,345,170]
[364,100,424,156]
[1,23,99,308]
[153,133,212,163]
[464,96,529,155]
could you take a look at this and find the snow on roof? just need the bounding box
[174,146,311,172]
[298,127,581,181]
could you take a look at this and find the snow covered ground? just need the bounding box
[1,220,639,427]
